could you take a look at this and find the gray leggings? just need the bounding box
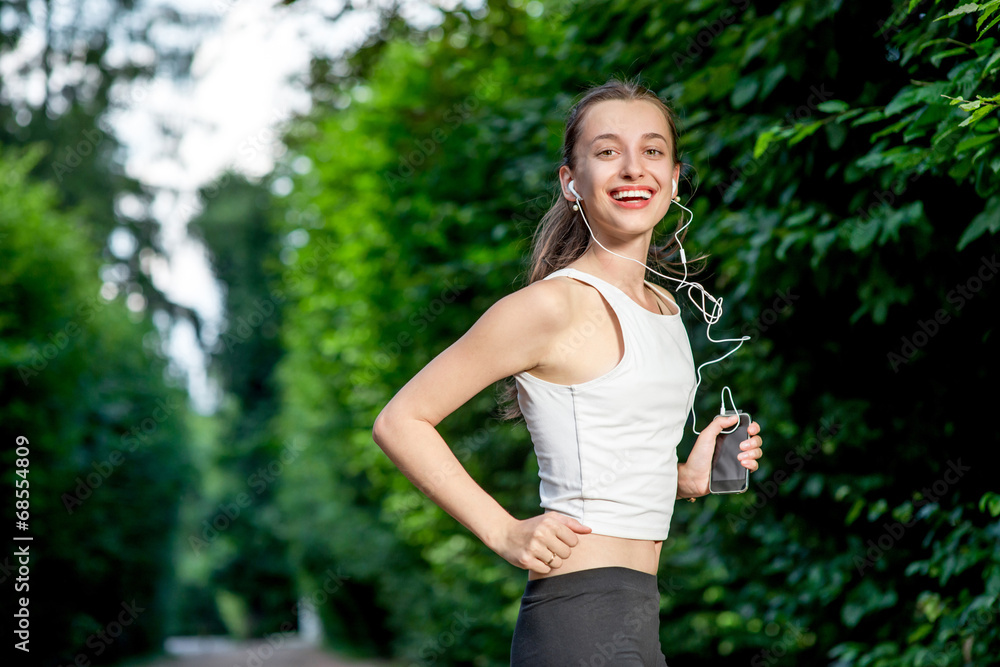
[510,566,669,666]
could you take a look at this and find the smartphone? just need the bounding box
[710,410,751,494]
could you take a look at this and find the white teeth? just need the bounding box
[611,190,652,200]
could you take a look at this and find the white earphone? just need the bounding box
[565,178,748,435]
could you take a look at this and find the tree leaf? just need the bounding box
[788,120,824,145]
[818,100,850,113]
[956,195,1000,249]
[835,108,865,123]
[980,12,1000,35]
[825,121,848,150]
[754,129,777,159]
[885,87,920,116]
[976,0,1000,32]
[931,46,972,66]
[851,110,886,126]
[956,132,998,152]
[760,63,787,98]
[980,492,1000,517]
[847,216,879,251]
[933,3,982,22]
[958,103,997,127]
[731,77,760,109]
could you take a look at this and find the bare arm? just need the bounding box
[372,280,592,573]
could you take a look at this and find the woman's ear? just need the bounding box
[558,165,575,202]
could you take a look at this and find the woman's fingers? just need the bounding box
[528,545,563,573]
[532,537,570,561]
[536,522,576,559]
[562,516,593,535]
[738,421,764,472]
[523,513,591,571]
[740,422,763,454]
[741,453,761,472]
[715,413,740,431]
[552,517,590,548]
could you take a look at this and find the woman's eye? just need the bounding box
[645,148,663,155]
[597,149,615,156]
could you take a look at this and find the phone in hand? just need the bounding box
[710,410,751,494]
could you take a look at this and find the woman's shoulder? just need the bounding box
[452,277,580,372]
[494,272,610,333]
[492,275,576,326]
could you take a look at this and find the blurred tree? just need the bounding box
[0,145,193,666]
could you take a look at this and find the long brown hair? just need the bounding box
[497,77,706,420]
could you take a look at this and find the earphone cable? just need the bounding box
[573,194,748,435]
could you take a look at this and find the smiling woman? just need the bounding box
[371,77,764,666]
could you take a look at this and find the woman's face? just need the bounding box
[560,99,680,238]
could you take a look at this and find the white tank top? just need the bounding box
[513,267,697,541]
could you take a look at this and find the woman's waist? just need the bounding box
[528,532,662,581]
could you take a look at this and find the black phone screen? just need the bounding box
[710,412,751,494]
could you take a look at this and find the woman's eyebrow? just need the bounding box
[590,132,669,145]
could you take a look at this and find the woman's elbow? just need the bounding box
[372,409,393,449]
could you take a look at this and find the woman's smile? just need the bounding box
[608,185,656,209]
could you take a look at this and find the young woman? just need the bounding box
[372,78,764,665]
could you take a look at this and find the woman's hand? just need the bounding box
[678,414,765,498]
[490,512,592,574]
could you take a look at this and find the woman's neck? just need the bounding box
[571,246,651,295]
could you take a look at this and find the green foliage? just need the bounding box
[0,145,193,665]
[257,0,1000,664]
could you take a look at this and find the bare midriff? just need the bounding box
[527,530,663,580]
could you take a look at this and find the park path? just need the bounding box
[126,637,400,667]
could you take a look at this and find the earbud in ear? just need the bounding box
[672,179,679,201]
[567,180,581,211]
[568,180,582,200]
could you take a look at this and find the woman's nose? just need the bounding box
[620,150,643,179]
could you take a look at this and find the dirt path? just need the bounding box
[122,637,401,667]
